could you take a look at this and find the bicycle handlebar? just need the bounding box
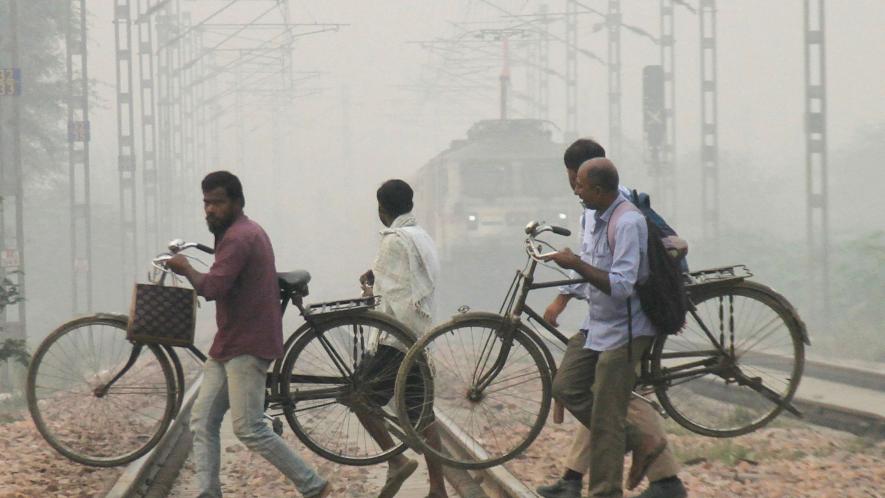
[149,240,214,283]
[167,238,214,255]
[524,221,571,262]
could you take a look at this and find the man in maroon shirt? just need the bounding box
[167,171,330,498]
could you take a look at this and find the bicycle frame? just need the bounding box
[469,231,792,407]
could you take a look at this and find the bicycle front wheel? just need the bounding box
[26,314,177,466]
[395,314,552,470]
[281,311,433,466]
[651,281,805,437]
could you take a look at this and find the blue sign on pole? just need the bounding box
[0,68,22,96]
[68,120,91,142]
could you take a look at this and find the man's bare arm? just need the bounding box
[166,255,206,290]
[543,248,612,296]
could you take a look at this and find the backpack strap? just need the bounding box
[606,198,641,356]
[606,199,641,254]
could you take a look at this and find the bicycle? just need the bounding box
[26,240,433,467]
[394,221,809,469]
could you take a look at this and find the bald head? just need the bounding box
[578,157,619,193]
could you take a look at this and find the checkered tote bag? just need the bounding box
[127,283,197,346]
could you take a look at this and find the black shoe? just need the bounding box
[635,477,687,498]
[536,478,582,498]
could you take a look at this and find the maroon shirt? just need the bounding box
[195,214,284,361]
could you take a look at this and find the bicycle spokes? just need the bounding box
[653,283,804,437]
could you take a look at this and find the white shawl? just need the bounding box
[373,213,440,336]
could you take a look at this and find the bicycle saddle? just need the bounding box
[278,270,311,297]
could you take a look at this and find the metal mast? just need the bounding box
[607,0,622,160]
[538,4,550,121]
[803,0,829,322]
[700,0,719,242]
[564,0,577,140]
[67,0,92,313]
[658,0,677,218]
[137,0,159,255]
[0,0,26,388]
[115,0,138,293]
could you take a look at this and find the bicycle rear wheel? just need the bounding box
[651,281,805,437]
[281,311,433,466]
[395,313,552,470]
[26,314,177,466]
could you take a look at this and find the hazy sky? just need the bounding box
[33,0,885,308]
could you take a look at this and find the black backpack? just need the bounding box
[608,197,688,335]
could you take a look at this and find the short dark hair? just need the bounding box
[563,138,606,170]
[584,160,619,193]
[377,179,414,217]
[202,171,245,207]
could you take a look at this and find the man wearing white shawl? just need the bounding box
[359,179,448,498]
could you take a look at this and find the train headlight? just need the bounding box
[467,214,478,230]
[558,213,568,220]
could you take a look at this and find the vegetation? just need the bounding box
[0,339,29,367]
[0,1,69,180]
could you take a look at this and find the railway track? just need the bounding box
[105,378,203,498]
[103,376,535,498]
[104,358,884,498]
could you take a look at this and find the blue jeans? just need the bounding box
[190,355,327,497]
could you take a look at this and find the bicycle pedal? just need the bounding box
[272,417,284,436]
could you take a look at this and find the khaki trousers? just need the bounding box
[564,401,681,482]
[551,332,668,497]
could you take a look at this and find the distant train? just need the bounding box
[413,119,578,312]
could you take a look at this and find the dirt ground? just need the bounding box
[1,406,883,498]
[508,415,885,498]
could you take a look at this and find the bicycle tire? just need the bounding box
[280,310,433,466]
[395,313,552,470]
[651,280,805,437]
[160,344,186,415]
[26,314,177,467]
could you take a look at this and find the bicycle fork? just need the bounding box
[93,343,145,398]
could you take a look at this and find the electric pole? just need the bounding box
[803,0,830,324]
[700,0,719,244]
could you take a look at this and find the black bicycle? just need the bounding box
[26,240,432,467]
[394,221,809,469]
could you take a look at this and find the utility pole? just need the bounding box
[0,0,26,388]
[234,56,245,172]
[500,38,510,119]
[193,29,208,177]
[657,0,677,219]
[526,28,538,119]
[169,1,184,237]
[803,0,829,324]
[699,0,719,243]
[156,8,173,244]
[643,65,664,198]
[137,0,159,257]
[564,0,577,141]
[538,4,550,121]
[607,0,622,160]
[180,12,196,227]
[115,0,138,296]
[67,0,92,314]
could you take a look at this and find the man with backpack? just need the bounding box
[541,153,687,498]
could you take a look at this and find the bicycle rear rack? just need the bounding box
[306,295,381,318]
[685,265,753,289]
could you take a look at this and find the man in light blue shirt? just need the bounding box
[543,157,684,498]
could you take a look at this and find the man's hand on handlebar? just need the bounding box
[165,254,192,275]
[542,247,582,270]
